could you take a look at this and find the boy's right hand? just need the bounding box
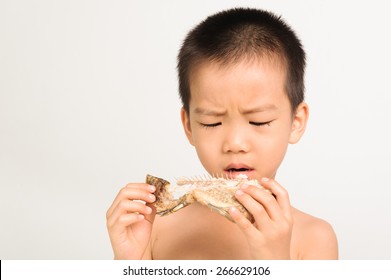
[106,183,156,259]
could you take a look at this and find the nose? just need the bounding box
[222,125,250,154]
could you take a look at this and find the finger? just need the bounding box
[107,190,155,220]
[109,213,145,236]
[229,206,259,240]
[240,184,283,222]
[109,183,156,210]
[234,189,270,227]
[259,178,292,221]
[144,202,157,224]
[107,183,156,218]
[107,200,153,228]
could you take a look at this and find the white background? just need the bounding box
[1,0,390,259]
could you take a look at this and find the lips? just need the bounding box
[224,163,254,178]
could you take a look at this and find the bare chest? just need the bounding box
[151,204,252,260]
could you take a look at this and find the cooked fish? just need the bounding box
[146,174,267,222]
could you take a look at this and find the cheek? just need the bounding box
[191,132,220,171]
[255,127,291,171]
[258,136,288,158]
[193,136,216,156]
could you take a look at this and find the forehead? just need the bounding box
[188,56,287,106]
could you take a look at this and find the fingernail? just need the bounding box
[241,183,249,189]
[261,177,269,182]
[236,190,244,196]
[146,206,152,214]
[148,194,155,201]
[148,185,156,192]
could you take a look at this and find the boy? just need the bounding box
[106,8,338,259]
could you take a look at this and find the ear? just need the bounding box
[180,107,194,146]
[289,102,309,144]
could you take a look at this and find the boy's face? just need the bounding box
[181,58,308,181]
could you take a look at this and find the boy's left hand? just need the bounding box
[229,178,293,259]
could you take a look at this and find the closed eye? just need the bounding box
[249,120,273,126]
[200,122,222,128]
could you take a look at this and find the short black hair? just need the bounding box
[177,8,306,114]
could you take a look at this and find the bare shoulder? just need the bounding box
[291,208,338,259]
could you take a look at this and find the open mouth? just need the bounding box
[226,168,251,172]
[224,164,254,177]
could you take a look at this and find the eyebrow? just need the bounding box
[193,107,226,116]
[193,104,277,116]
[241,104,278,114]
